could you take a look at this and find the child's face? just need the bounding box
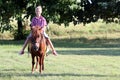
[35,7,42,17]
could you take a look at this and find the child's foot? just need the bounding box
[52,50,58,56]
[19,50,24,55]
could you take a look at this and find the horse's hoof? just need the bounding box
[35,69,39,72]
[31,71,34,74]
[40,72,43,74]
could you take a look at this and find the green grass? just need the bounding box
[0,20,120,80]
[0,39,120,80]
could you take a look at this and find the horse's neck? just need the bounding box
[39,34,44,42]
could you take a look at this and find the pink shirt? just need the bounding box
[31,16,47,28]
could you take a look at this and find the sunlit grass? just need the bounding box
[0,39,120,80]
[0,22,120,80]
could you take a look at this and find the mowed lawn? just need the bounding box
[0,38,120,80]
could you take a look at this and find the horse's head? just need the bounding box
[31,26,42,51]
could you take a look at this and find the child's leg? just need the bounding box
[46,38,58,55]
[19,34,31,55]
[44,32,58,55]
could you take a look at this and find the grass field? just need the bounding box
[0,21,120,80]
[0,38,120,80]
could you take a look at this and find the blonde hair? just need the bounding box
[35,6,42,13]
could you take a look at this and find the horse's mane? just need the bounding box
[31,26,42,39]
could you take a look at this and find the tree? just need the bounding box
[0,0,120,40]
[0,0,15,33]
[0,0,36,39]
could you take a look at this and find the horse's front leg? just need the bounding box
[39,56,43,74]
[31,55,35,74]
[39,57,42,74]
[35,56,39,72]
[42,56,44,71]
[39,55,44,74]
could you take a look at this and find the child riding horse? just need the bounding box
[30,26,46,74]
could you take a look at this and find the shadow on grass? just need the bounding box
[52,37,120,48]
[57,49,120,56]
[0,71,120,78]
[0,37,120,48]
[7,48,120,56]
[1,38,120,56]
[0,40,23,45]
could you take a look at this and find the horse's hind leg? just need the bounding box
[31,55,35,74]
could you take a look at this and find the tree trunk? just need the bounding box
[16,16,24,40]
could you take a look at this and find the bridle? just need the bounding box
[31,26,43,51]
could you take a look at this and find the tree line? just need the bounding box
[0,0,120,40]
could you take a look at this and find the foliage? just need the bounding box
[13,29,30,40]
[0,0,120,39]
[0,22,120,39]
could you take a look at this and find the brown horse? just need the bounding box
[29,26,46,74]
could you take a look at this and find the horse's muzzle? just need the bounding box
[33,45,39,51]
[33,43,39,51]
